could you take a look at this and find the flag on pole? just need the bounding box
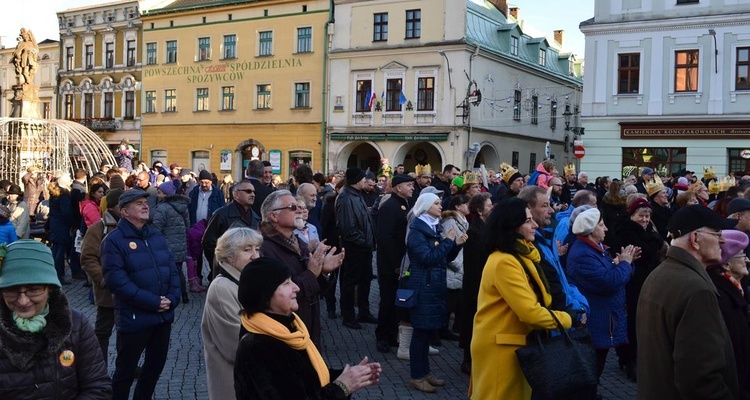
[367,91,376,109]
[399,91,407,106]
[364,90,372,110]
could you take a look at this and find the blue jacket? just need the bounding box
[101,218,181,333]
[567,238,633,349]
[535,229,590,314]
[0,221,17,245]
[188,185,225,226]
[49,191,74,245]
[405,218,459,330]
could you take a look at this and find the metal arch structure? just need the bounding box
[0,118,117,184]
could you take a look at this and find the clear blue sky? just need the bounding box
[3,0,595,56]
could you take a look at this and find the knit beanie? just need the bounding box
[572,208,601,236]
[106,189,124,208]
[109,174,125,190]
[158,180,178,196]
[237,257,291,315]
[198,169,213,181]
[0,240,61,289]
[345,167,366,184]
[568,205,595,228]
[452,176,464,188]
[627,197,652,216]
[413,193,439,217]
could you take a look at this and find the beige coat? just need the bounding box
[80,210,118,308]
[8,200,29,239]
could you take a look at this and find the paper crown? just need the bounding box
[498,162,513,174]
[703,166,716,180]
[708,179,720,195]
[501,164,522,185]
[646,174,666,197]
[564,163,576,176]
[463,171,480,186]
[719,176,735,192]
[415,163,432,177]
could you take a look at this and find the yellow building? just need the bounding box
[1,38,59,118]
[141,0,329,180]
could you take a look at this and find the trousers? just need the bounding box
[112,322,172,400]
[339,246,372,322]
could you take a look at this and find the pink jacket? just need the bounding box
[535,162,552,189]
[80,198,102,228]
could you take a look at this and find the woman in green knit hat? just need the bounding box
[0,240,111,398]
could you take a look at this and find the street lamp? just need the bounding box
[438,50,453,89]
[563,105,572,131]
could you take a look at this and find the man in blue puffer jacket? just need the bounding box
[102,190,181,400]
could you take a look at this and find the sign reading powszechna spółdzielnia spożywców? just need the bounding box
[144,58,303,83]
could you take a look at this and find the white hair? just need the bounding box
[578,172,588,180]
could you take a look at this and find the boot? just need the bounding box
[397,325,412,360]
[409,378,436,393]
[178,264,189,304]
[187,258,207,292]
[424,373,445,387]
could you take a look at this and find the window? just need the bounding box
[146,43,157,65]
[417,77,434,111]
[66,47,74,70]
[198,37,210,61]
[165,89,177,112]
[105,43,114,68]
[85,45,93,69]
[196,88,209,111]
[531,95,538,125]
[42,102,50,119]
[729,148,750,176]
[222,86,235,110]
[373,13,388,42]
[513,89,521,121]
[512,151,519,170]
[405,9,421,39]
[355,80,372,112]
[257,84,271,109]
[528,153,535,175]
[145,91,156,113]
[104,92,113,118]
[64,94,74,119]
[223,35,237,59]
[259,31,273,56]
[550,101,557,130]
[386,78,403,112]
[675,50,699,92]
[84,93,93,118]
[297,28,312,53]
[736,47,750,90]
[166,40,177,63]
[125,91,134,119]
[294,83,310,108]
[126,40,136,66]
[622,148,686,179]
[618,53,640,94]
[676,0,699,3]
[539,48,546,66]
[510,36,519,56]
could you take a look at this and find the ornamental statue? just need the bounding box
[12,28,39,86]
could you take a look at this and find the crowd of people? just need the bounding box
[0,154,749,399]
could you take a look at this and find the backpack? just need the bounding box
[528,170,542,186]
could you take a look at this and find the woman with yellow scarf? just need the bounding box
[234,257,381,399]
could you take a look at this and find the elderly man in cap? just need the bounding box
[336,167,376,330]
[637,205,740,399]
[189,169,225,282]
[494,164,525,202]
[102,189,182,400]
[375,174,415,352]
[635,167,654,195]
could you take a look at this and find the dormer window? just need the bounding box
[511,36,519,56]
[539,48,546,67]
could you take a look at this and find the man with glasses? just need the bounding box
[259,190,343,345]
[136,171,158,221]
[637,205,740,399]
[202,180,260,274]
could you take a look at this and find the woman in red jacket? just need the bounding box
[80,183,106,228]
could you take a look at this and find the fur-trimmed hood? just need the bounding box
[603,191,627,206]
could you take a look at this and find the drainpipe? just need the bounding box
[466,44,480,170]
[321,0,334,174]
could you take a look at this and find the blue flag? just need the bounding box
[399,91,407,106]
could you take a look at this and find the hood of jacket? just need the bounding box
[159,194,190,213]
[535,162,551,175]
[603,191,627,206]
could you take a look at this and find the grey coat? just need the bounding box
[152,195,190,263]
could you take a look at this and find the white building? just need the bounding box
[327,0,583,174]
[580,0,750,180]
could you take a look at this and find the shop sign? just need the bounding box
[620,121,750,139]
[329,133,448,142]
[741,149,750,159]
[144,58,303,83]
[269,150,282,174]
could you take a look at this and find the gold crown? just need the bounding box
[646,174,666,197]
[703,166,716,180]
[502,165,521,185]
[498,162,513,174]
[719,176,735,192]
[708,179,720,194]
[415,163,432,177]
[463,171,480,185]
[564,163,576,176]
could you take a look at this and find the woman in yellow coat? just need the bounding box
[469,198,581,399]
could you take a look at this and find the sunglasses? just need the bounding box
[236,189,255,194]
[272,204,298,212]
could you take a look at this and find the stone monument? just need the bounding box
[10,28,41,119]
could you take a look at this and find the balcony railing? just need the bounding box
[69,118,117,132]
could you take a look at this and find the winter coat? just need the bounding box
[152,195,190,263]
[650,201,672,241]
[22,172,44,215]
[247,177,275,217]
[615,219,665,309]
[81,210,118,308]
[459,217,488,350]
[8,200,30,239]
[534,162,552,189]
[234,314,346,400]
[441,211,468,290]
[0,291,111,399]
[48,186,73,245]
[202,202,260,267]
[0,221,17,245]
[79,198,102,228]
[534,229,590,314]
[404,218,458,330]
[70,180,87,230]
[188,185,225,226]
[376,194,411,280]
[116,147,134,172]
[600,192,628,249]
[567,237,632,349]
[469,248,573,400]
[320,192,339,249]
[335,185,375,250]
[101,218,181,333]
[187,219,208,261]
[637,246,740,400]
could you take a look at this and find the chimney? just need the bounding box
[554,30,564,46]
[509,7,519,20]
[488,0,508,17]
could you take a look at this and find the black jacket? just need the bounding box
[320,191,339,249]
[202,201,260,267]
[459,217,488,350]
[247,177,275,217]
[376,194,410,277]
[335,186,374,250]
[650,201,672,241]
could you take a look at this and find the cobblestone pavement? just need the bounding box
[63,268,636,399]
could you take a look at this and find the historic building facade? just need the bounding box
[580,0,750,180]
[141,0,328,180]
[327,0,583,174]
[56,0,145,152]
[1,38,59,118]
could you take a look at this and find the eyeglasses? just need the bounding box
[1,286,47,300]
[272,204,298,212]
[696,230,723,239]
[732,254,749,260]
[236,189,255,194]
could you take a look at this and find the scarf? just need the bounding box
[720,271,744,297]
[417,214,440,233]
[240,311,330,387]
[513,239,552,297]
[13,304,49,333]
